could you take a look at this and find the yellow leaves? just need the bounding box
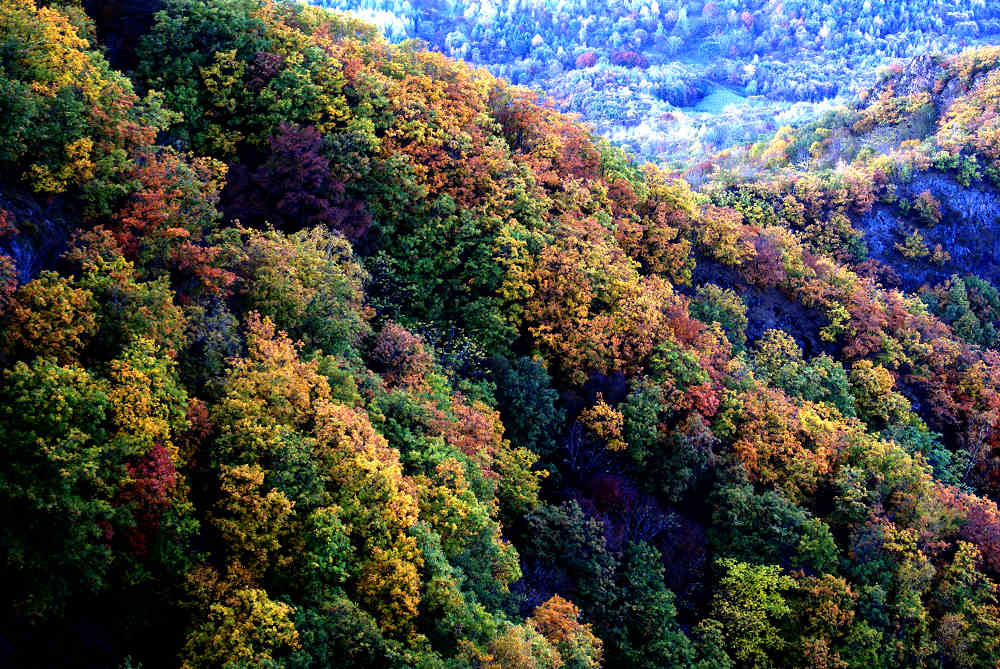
[698,205,755,266]
[210,464,294,578]
[106,337,188,459]
[181,569,300,669]
[4,0,89,95]
[896,229,931,259]
[489,622,562,669]
[938,68,1000,160]
[323,406,418,506]
[356,535,423,639]
[201,50,246,112]
[760,125,796,168]
[29,137,95,194]
[580,394,627,452]
[415,458,478,553]
[494,442,547,518]
[2,271,97,364]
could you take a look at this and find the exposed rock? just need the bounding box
[0,189,74,284]
[855,171,1000,289]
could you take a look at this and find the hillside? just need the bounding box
[310,0,1000,163]
[3,2,1000,668]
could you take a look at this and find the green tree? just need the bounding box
[710,559,794,669]
[0,357,117,617]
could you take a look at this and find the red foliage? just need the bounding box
[609,50,649,69]
[747,233,787,288]
[0,208,14,237]
[588,474,639,515]
[370,322,433,388]
[247,51,285,91]
[575,51,598,69]
[118,442,178,556]
[170,240,237,296]
[223,123,370,241]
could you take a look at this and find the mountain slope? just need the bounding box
[3,2,1000,668]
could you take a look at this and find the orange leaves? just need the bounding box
[529,595,604,669]
[1,270,97,364]
[434,396,506,477]
[527,224,693,384]
[114,148,229,289]
[733,387,846,502]
[370,321,433,389]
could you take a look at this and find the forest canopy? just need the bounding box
[4,1,1000,668]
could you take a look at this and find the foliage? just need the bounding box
[7,2,1000,666]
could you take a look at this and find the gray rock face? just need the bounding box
[856,171,1000,289]
[691,255,834,357]
[0,189,73,284]
[864,54,989,119]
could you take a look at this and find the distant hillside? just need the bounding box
[310,0,1000,164]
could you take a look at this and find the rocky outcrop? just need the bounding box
[856,171,1000,289]
[0,189,74,284]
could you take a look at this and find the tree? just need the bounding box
[489,356,564,458]
[932,541,1000,668]
[710,559,794,669]
[181,568,300,668]
[530,595,603,669]
[2,270,97,363]
[608,542,695,669]
[224,123,371,240]
[221,225,370,356]
[210,463,294,578]
[691,284,748,350]
[0,357,118,617]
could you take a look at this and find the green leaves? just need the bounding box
[0,357,115,617]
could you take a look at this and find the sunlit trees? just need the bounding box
[710,559,794,668]
[11,1,1000,667]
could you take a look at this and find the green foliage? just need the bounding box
[691,283,748,349]
[490,356,564,458]
[750,330,857,416]
[710,483,837,574]
[219,225,370,356]
[710,559,794,669]
[608,542,695,669]
[0,357,117,617]
[0,0,164,211]
[10,2,1000,667]
[921,275,1000,349]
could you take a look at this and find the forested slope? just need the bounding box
[4,2,1000,668]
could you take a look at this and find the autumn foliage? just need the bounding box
[5,1,1000,668]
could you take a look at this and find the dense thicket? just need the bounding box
[5,2,1000,668]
